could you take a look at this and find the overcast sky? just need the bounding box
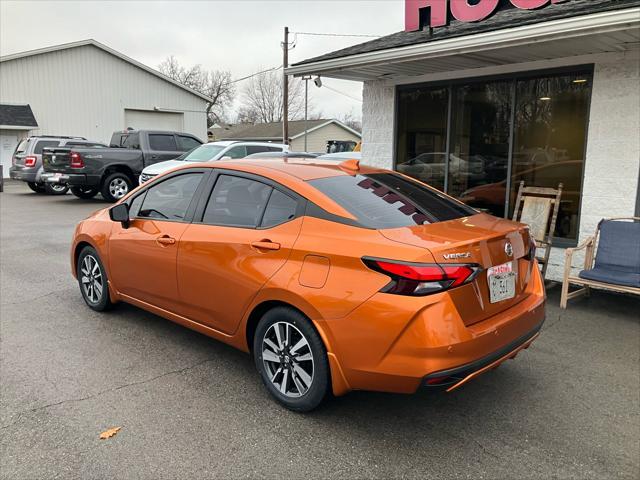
[0,0,404,122]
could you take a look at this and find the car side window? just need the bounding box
[224,146,247,159]
[148,134,177,151]
[202,175,271,227]
[177,135,201,151]
[266,146,284,152]
[128,192,146,220]
[261,189,298,228]
[246,145,273,155]
[123,133,140,149]
[137,173,203,221]
[34,140,60,154]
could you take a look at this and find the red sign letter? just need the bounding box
[450,0,500,23]
[405,0,448,31]
[510,0,569,9]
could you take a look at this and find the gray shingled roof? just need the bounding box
[210,119,360,140]
[0,104,38,128]
[293,0,640,66]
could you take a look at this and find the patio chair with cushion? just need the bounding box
[512,181,563,279]
[560,217,640,308]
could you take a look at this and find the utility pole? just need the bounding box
[302,75,311,152]
[282,26,289,146]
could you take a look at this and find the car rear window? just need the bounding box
[308,173,476,229]
[14,139,29,154]
[34,140,60,154]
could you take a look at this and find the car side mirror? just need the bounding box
[109,203,130,228]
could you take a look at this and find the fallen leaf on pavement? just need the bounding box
[99,427,121,440]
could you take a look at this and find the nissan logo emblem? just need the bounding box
[505,242,513,257]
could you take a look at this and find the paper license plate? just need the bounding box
[487,262,516,303]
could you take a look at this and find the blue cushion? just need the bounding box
[578,220,640,288]
[579,267,640,288]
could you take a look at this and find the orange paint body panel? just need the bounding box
[71,158,545,398]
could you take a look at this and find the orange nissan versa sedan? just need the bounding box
[71,158,545,412]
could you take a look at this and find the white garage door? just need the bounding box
[124,109,184,132]
[1,133,19,178]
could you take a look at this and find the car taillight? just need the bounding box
[70,152,84,168]
[24,156,37,167]
[363,258,481,296]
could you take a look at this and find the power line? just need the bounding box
[322,84,363,103]
[227,65,282,85]
[293,31,382,38]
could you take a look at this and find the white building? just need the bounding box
[288,0,640,281]
[0,39,210,177]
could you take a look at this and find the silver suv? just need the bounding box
[9,136,106,195]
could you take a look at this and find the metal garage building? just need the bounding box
[0,39,210,177]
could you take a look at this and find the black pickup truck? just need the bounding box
[42,129,202,202]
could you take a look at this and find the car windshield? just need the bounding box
[309,173,476,229]
[182,144,226,162]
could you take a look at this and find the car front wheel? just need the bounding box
[77,246,113,311]
[44,182,69,195]
[253,307,330,412]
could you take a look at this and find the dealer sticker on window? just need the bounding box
[487,261,516,303]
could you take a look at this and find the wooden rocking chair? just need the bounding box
[512,181,563,279]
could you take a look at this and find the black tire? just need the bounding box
[44,182,69,195]
[253,307,329,412]
[76,246,113,312]
[27,182,45,193]
[70,186,99,199]
[101,172,133,203]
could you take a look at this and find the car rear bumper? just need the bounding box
[42,172,101,187]
[9,167,37,183]
[318,265,546,395]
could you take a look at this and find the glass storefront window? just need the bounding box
[395,68,592,241]
[396,87,449,191]
[448,81,512,218]
[510,73,591,239]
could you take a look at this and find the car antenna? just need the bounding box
[338,159,360,174]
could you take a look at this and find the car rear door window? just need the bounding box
[261,189,297,227]
[309,173,476,229]
[202,175,271,227]
[246,145,277,155]
[149,134,178,151]
[137,173,203,221]
[177,135,201,151]
[223,146,247,159]
[34,140,60,154]
[122,133,140,149]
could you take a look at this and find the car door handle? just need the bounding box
[156,235,176,246]
[251,240,281,251]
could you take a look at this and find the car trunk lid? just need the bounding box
[380,213,535,326]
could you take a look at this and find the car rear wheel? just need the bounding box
[44,182,69,195]
[253,307,329,412]
[70,186,99,199]
[77,247,113,311]
[101,173,133,202]
[27,182,45,193]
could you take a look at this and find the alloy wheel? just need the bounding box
[262,321,314,398]
[109,178,129,199]
[80,254,104,304]
[50,183,67,193]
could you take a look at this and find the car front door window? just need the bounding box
[138,173,203,221]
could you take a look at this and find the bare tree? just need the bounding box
[158,56,234,127]
[340,110,362,133]
[237,70,309,124]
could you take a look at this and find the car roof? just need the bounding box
[178,157,387,220]
[204,141,288,148]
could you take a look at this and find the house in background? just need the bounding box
[209,119,361,153]
[0,39,210,177]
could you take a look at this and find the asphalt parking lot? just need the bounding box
[1,179,639,480]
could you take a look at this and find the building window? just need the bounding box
[395,68,593,241]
